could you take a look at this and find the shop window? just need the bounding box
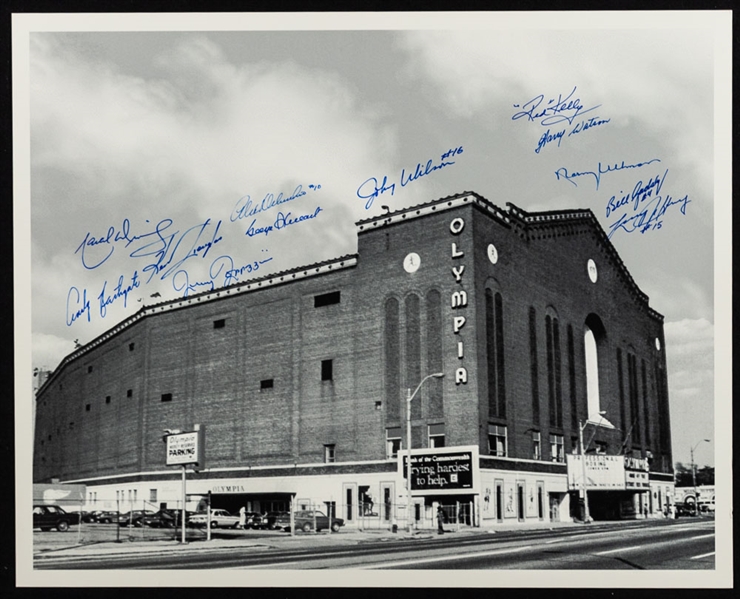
[359,486,375,516]
[321,359,333,382]
[428,424,445,448]
[324,444,336,463]
[386,428,402,459]
[488,424,507,457]
[550,434,564,463]
[314,291,340,307]
[213,319,226,329]
[161,393,172,402]
[260,378,274,390]
[532,431,541,460]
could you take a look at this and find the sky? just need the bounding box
[21,15,727,471]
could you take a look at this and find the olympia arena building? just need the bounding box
[33,192,675,528]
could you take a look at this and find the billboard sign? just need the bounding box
[165,428,205,467]
[567,454,625,490]
[399,445,479,496]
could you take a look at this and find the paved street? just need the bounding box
[33,518,715,570]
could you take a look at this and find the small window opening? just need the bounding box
[324,444,336,463]
[105,396,111,404]
[87,365,93,373]
[161,393,172,402]
[260,379,274,390]
[127,389,133,397]
[314,291,341,307]
[321,359,333,381]
[85,404,91,412]
[213,319,226,329]
[129,343,135,351]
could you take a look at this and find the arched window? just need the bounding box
[584,326,600,420]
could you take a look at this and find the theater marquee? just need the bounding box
[400,445,480,496]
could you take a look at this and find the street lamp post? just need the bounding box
[406,372,445,533]
[690,438,710,512]
[579,411,606,524]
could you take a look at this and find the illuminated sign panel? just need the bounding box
[399,445,479,496]
[567,455,650,491]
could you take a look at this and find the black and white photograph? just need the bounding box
[13,10,732,588]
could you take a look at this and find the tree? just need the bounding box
[673,462,714,487]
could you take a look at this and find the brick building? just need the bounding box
[33,192,675,527]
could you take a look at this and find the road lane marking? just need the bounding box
[545,539,559,544]
[596,545,643,555]
[356,545,535,569]
[687,533,715,541]
[690,551,715,560]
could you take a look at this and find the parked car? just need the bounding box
[118,509,155,527]
[274,510,344,533]
[244,511,263,529]
[260,511,287,530]
[189,509,241,529]
[93,510,119,524]
[67,510,96,523]
[33,505,81,532]
[675,502,697,517]
[141,509,180,528]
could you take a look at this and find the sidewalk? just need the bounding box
[33,519,625,561]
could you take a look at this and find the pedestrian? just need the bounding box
[239,506,246,529]
[437,506,445,535]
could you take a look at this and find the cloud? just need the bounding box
[397,29,714,199]
[663,318,714,465]
[30,34,399,365]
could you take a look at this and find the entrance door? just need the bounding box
[342,483,357,524]
[381,483,394,524]
[549,493,560,521]
[517,483,525,521]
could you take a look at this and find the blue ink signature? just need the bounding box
[357,146,463,210]
[512,87,600,127]
[603,169,690,238]
[173,252,274,298]
[75,218,170,270]
[230,184,320,223]
[245,206,323,238]
[555,158,661,191]
[66,287,91,326]
[535,129,565,154]
[568,116,611,137]
[607,192,690,239]
[97,272,141,318]
[125,218,224,284]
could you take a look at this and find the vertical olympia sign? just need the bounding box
[450,217,468,385]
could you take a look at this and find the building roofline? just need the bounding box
[37,253,358,397]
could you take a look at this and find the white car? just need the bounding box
[189,509,241,528]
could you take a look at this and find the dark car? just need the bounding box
[93,510,119,524]
[675,502,697,517]
[260,511,288,530]
[244,511,263,529]
[67,510,96,523]
[141,509,180,528]
[274,510,345,533]
[118,509,155,527]
[33,505,81,532]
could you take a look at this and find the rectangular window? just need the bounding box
[127,389,133,398]
[161,393,172,402]
[314,291,341,307]
[428,424,445,448]
[550,434,564,463]
[105,396,111,404]
[595,441,608,455]
[213,319,225,329]
[85,404,91,412]
[386,427,402,458]
[324,444,336,463]
[87,365,93,373]
[488,424,507,457]
[260,378,274,390]
[321,359,333,381]
[532,431,541,460]
[129,342,135,351]
[149,489,157,503]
